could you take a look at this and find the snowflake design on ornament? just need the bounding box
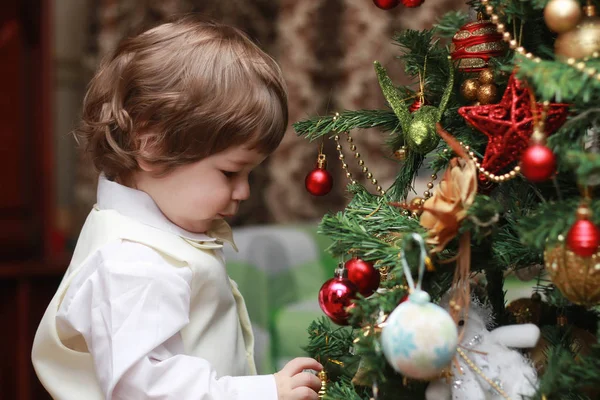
[432,344,455,369]
[391,328,417,358]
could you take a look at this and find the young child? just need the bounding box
[32,16,322,400]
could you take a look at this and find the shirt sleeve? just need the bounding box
[55,240,278,400]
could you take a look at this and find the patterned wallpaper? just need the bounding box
[73,0,468,230]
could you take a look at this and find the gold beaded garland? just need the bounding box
[480,0,600,82]
[457,348,511,399]
[457,141,521,183]
[332,113,385,195]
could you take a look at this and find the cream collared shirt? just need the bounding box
[52,176,277,399]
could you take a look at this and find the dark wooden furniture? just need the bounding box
[1,1,65,399]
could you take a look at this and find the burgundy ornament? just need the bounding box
[345,257,380,297]
[305,154,333,196]
[373,0,399,10]
[567,204,600,257]
[521,144,556,182]
[318,268,358,325]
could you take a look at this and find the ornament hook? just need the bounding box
[400,233,428,292]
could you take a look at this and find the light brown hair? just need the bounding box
[77,16,288,181]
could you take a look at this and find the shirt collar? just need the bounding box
[96,174,237,250]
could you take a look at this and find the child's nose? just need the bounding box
[232,178,250,201]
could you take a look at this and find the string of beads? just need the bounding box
[456,347,511,399]
[332,112,386,196]
[480,0,599,82]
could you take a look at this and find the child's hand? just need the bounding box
[274,357,323,400]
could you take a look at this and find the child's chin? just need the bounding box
[181,220,212,233]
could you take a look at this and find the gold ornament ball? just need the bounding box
[410,197,425,216]
[410,196,425,207]
[478,68,495,85]
[460,78,480,101]
[544,0,583,33]
[394,147,407,161]
[477,83,498,105]
[506,297,541,324]
[544,242,600,307]
[554,6,600,59]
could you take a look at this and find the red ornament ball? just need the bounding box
[409,97,427,113]
[567,219,600,257]
[305,167,333,196]
[318,275,357,325]
[520,144,556,182]
[373,0,399,9]
[345,258,380,297]
[401,0,424,7]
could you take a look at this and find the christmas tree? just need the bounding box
[295,0,600,398]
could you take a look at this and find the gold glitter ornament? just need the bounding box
[476,83,498,105]
[478,68,495,85]
[506,295,542,324]
[544,0,583,33]
[555,4,600,59]
[544,238,600,307]
[461,78,480,101]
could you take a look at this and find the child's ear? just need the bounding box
[135,133,160,172]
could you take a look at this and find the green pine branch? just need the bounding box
[304,318,355,370]
[534,325,600,399]
[515,198,600,250]
[318,185,425,266]
[434,11,470,38]
[293,110,400,142]
[515,56,600,103]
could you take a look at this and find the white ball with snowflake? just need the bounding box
[381,289,458,380]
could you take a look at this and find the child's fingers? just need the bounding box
[281,357,322,376]
[291,386,319,400]
[291,372,321,392]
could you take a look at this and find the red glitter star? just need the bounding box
[458,73,569,177]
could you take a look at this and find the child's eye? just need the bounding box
[222,170,237,178]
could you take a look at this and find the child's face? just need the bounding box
[134,145,267,233]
